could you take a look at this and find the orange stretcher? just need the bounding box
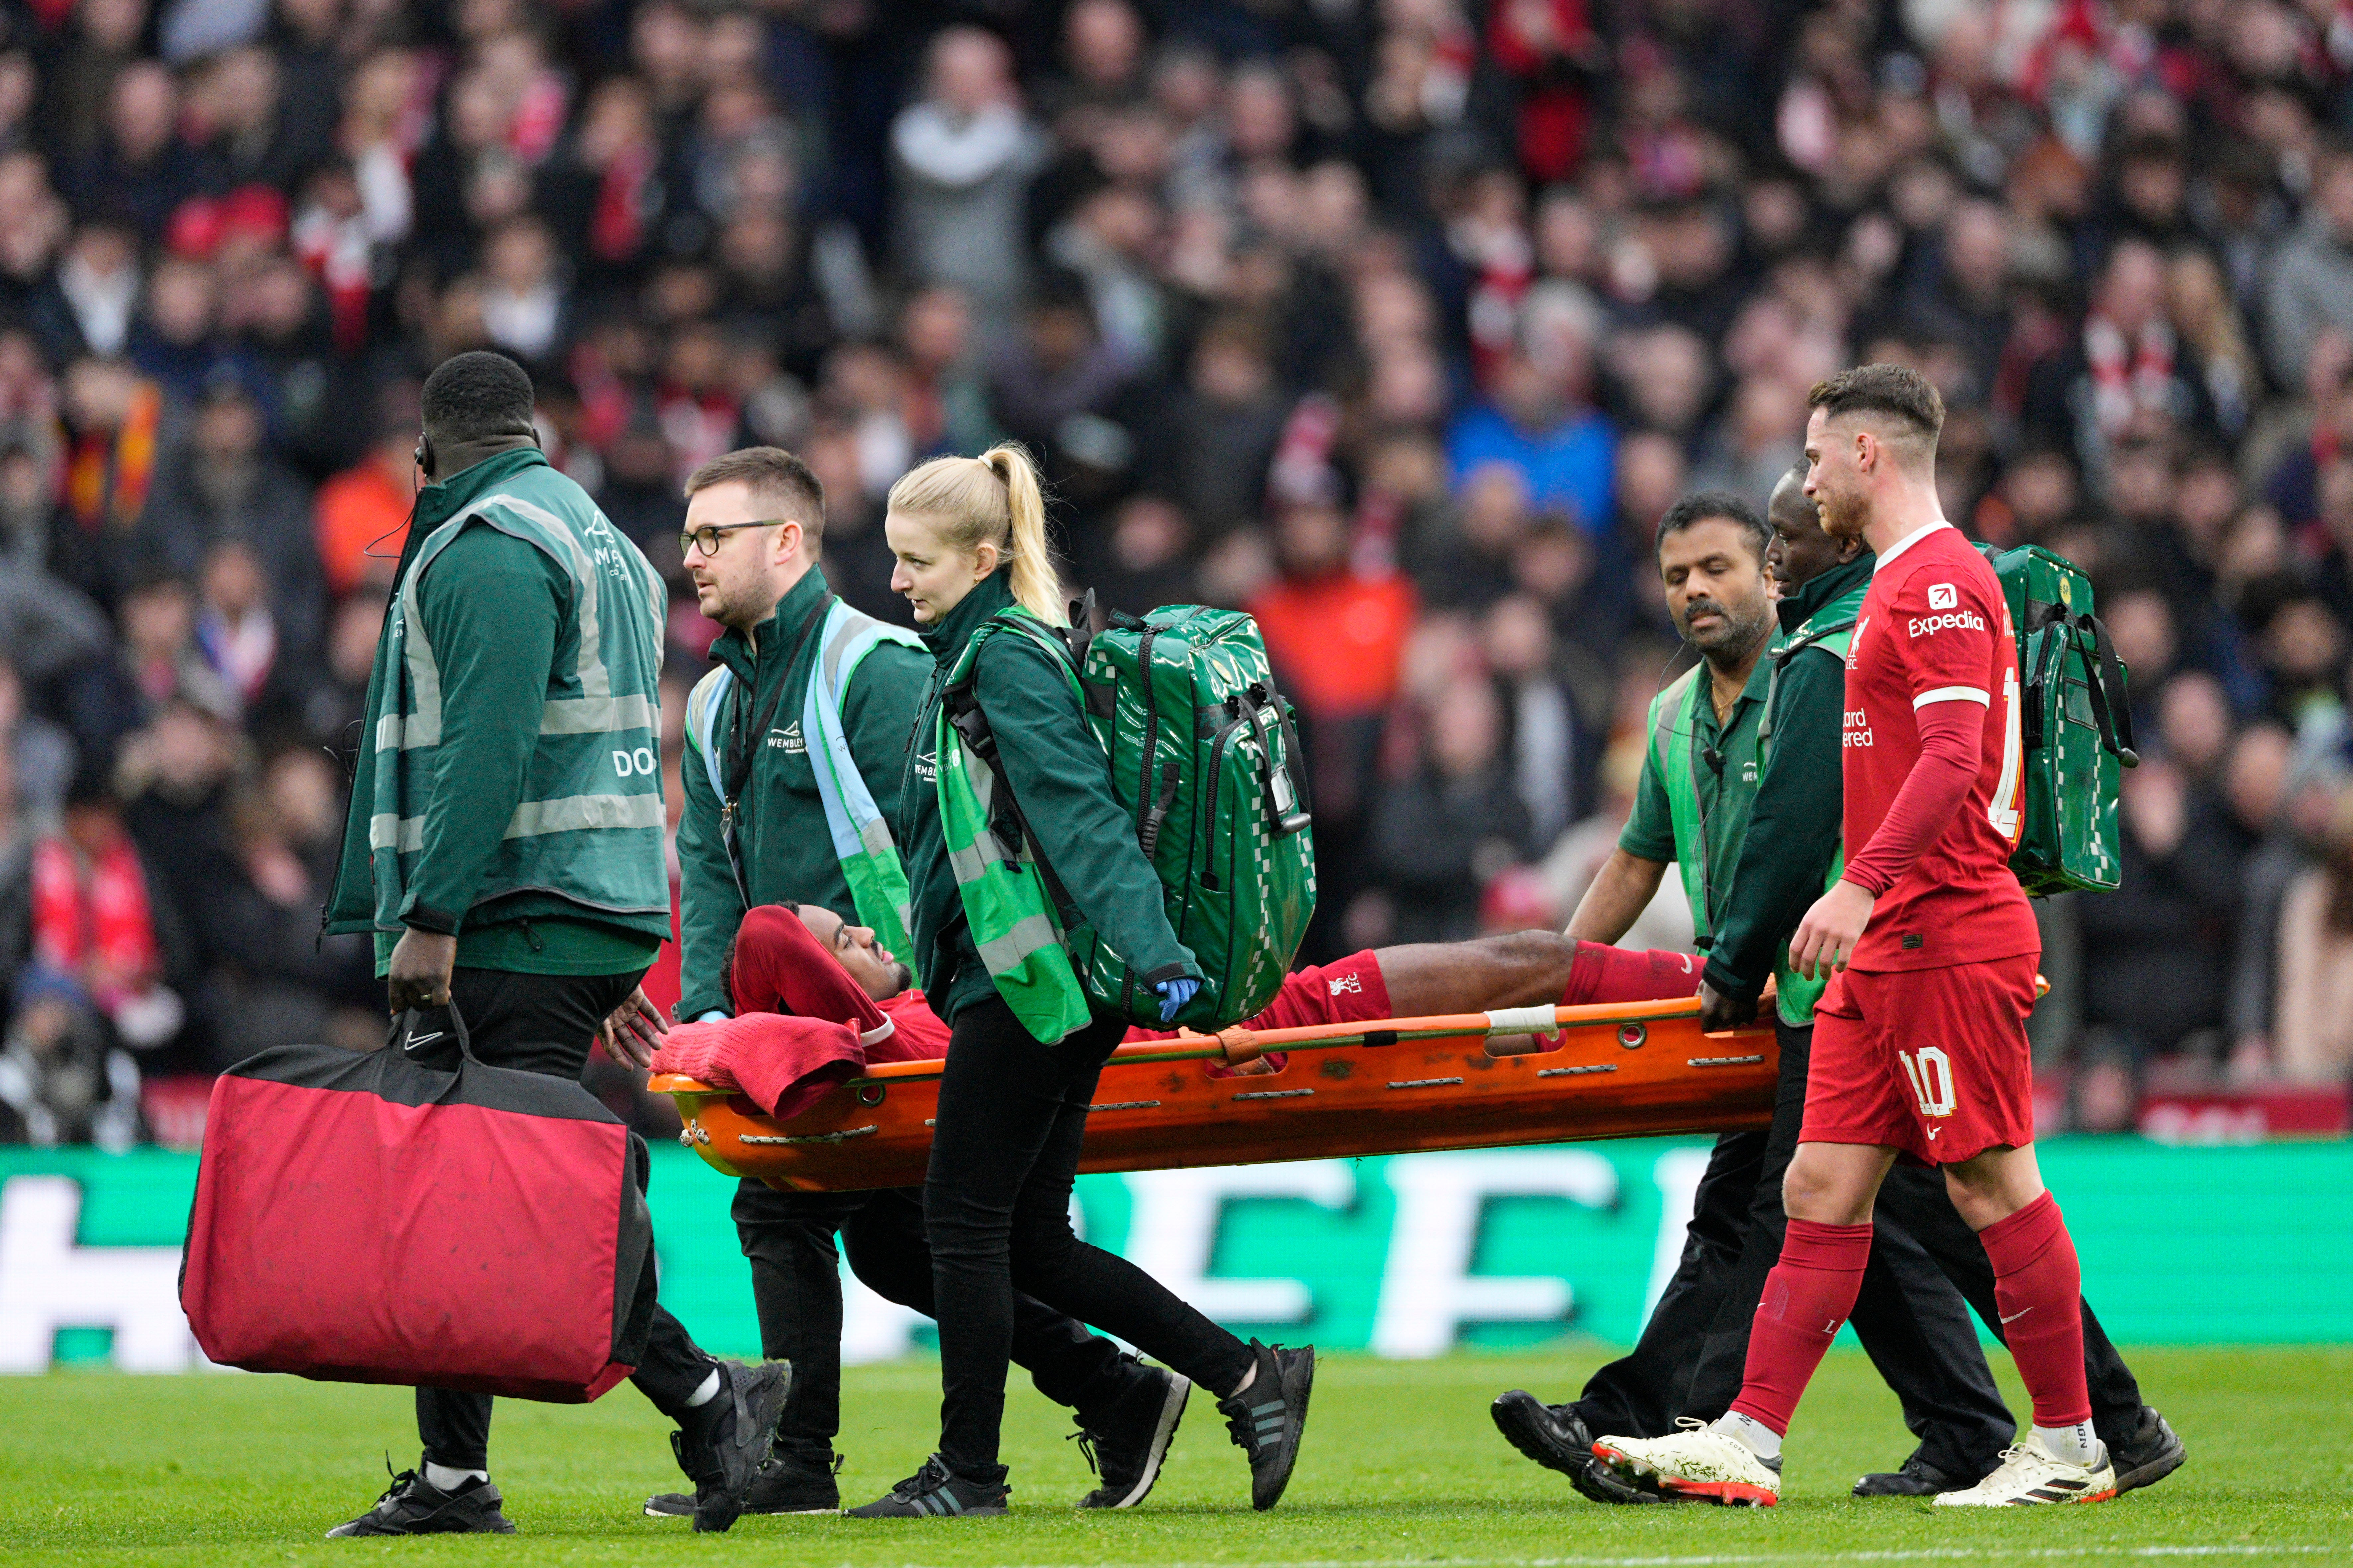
[652,993,1778,1193]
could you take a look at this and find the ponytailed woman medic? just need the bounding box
[847,444,1313,1519]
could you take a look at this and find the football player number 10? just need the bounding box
[1899,1047,1958,1119]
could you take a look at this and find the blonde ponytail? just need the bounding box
[980,445,1062,625]
[885,443,1066,625]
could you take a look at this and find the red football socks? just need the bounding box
[1979,1191,2094,1429]
[1727,1218,1873,1436]
[1563,942,1702,1006]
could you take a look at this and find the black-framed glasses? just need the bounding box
[680,520,790,558]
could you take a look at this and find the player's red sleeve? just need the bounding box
[1842,699,1981,895]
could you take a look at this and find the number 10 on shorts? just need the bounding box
[1898,1047,1957,1119]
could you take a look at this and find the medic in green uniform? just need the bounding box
[645,449,1158,1520]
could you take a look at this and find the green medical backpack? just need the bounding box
[1977,543,2139,895]
[947,600,1317,1029]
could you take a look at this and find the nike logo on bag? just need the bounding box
[406,1031,444,1049]
[2000,1307,2033,1325]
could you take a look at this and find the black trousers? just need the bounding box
[415,967,718,1473]
[1574,1017,2018,1478]
[925,996,1256,1480]
[731,1178,1144,1458]
[1679,1020,2145,1456]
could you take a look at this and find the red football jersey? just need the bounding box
[1841,522,2039,971]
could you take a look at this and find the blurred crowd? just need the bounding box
[4,0,2353,1148]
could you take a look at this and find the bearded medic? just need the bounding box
[1594,365,2126,1508]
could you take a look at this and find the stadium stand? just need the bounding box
[0,0,2346,1153]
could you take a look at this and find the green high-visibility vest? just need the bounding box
[934,609,1094,1045]
[367,475,669,931]
[1644,666,1723,952]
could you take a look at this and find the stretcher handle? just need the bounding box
[840,991,1758,1087]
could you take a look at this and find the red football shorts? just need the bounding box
[1126,950,1392,1077]
[1801,954,2039,1166]
[1245,949,1393,1031]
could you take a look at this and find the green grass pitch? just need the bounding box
[6,1346,2348,1565]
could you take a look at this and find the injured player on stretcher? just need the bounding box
[650,903,1708,1116]
[628,905,1707,1518]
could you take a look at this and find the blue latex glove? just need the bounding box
[1153,976,1201,1024]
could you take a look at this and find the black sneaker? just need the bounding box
[2110,1406,2187,1496]
[646,1448,842,1517]
[326,1459,516,1537]
[1490,1391,1655,1505]
[1072,1360,1191,1509]
[845,1455,1010,1518]
[1216,1340,1313,1511]
[1853,1454,1969,1497]
[670,1360,793,1532]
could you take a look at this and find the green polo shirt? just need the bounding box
[1619,647,1774,952]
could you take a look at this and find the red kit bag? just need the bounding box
[182,1008,653,1402]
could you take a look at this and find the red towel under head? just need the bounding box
[650,1011,863,1120]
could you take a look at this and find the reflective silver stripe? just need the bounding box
[821,612,864,691]
[384,508,482,749]
[465,493,614,699]
[502,793,667,839]
[389,494,663,751]
[949,771,1012,881]
[821,606,920,691]
[948,839,992,885]
[368,813,425,853]
[540,694,657,734]
[688,667,732,802]
[382,695,654,748]
[398,594,444,749]
[376,796,661,848]
[976,913,1061,974]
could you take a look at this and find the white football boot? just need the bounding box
[1933,1431,2117,1507]
[1590,1419,1782,1507]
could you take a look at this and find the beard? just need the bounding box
[1680,593,1772,659]
[1815,478,1869,541]
[885,959,913,998]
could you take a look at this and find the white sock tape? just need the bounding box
[1482,1005,1560,1034]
